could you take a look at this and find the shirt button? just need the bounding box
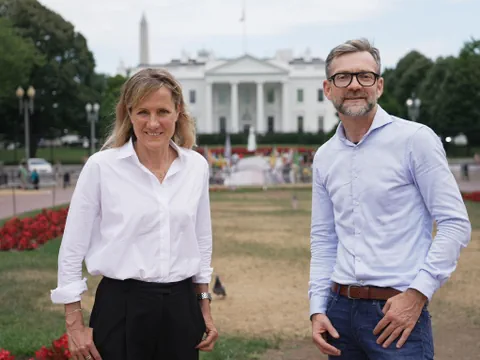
[357,258,361,262]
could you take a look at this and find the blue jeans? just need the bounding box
[326,289,434,359]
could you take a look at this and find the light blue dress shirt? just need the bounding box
[309,105,471,317]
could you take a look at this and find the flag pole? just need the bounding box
[241,0,247,54]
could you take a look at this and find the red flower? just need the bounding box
[0,349,15,360]
[0,208,69,252]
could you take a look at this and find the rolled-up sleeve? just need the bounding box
[408,126,472,300]
[309,154,339,317]
[193,161,213,284]
[50,157,101,304]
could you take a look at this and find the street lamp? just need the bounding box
[85,102,100,155]
[405,93,421,122]
[16,85,36,161]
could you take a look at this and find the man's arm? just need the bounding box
[407,126,472,300]
[309,156,339,318]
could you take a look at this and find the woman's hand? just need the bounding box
[195,300,219,352]
[65,303,102,360]
[67,326,102,360]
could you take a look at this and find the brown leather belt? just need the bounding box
[332,282,401,300]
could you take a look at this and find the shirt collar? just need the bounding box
[336,104,393,144]
[116,137,187,163]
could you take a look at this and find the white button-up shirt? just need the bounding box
[51,138,213,304]
[309,106,471,316]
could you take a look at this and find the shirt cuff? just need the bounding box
[310,294,329,318]
[193,267,214,284]
[50,278,88,304]
[408,270,440,301]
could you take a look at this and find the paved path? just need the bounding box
[0,187,75,219]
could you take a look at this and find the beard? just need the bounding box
[332,92,376,117]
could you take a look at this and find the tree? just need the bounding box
[98,74,127,140]
[432,39,480,146]
[378,68,402,116]
[380,51,433,119]
[0,0,103,156]
[0,17,44,147]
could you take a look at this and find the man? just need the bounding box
[309,38,471,359]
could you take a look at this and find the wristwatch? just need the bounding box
[197,292,212,302]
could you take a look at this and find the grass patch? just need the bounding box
[466,201,480,229]
[0,147,89,165]
[200,337,274,360]
[0,239,65,355]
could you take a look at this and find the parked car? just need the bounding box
[27,158,53,174]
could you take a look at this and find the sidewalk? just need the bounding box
[0,187,75,219]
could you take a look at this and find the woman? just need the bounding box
[50,68,218,360]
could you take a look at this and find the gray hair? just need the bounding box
[325,38,381,78]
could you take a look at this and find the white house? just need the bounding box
[126,15,338,135]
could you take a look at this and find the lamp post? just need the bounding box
[85,102,100,155]
[16,85,36,160]
[405,93,421,122]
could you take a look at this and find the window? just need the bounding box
[297,89,304,103]
[297,116,304,133]
[318,116,324,133]
[189,90,196,104]
[267,116,275,133]
[317,89,324,102]
[219,116,226,134]
[267,89,275,103]
[243,125,250,134]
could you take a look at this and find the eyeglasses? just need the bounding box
[328,72,380,88]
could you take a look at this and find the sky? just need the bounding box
[39,0,478,76]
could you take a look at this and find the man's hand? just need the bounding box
[373,289,427,349]
[311,313,341,356]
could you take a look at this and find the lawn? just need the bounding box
[1,189,479,359]
[0,147,89,165]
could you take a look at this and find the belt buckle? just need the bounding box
[347,285,359,299]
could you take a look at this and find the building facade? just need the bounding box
[128,16,338,134]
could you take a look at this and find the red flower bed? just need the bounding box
[0,208,68,251]
[0,334,70,360]
[462,191,480,202]
[0,349,15,360]
[33,334,70,360]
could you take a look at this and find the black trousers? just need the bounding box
[89,276,206,360]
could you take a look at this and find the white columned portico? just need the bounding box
[256,81,265,133]
[205,81,213,133]
[230,81,239,133]
[282,81,289,132]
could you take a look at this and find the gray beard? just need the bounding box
[334,99,375,117]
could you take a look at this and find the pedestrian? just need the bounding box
[31,169,39,190]
[309,38,471,359]
[51,68,218,360]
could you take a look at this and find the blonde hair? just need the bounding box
[102,68,196,150]
[325,38,381,78]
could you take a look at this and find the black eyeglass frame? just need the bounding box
[328,71,380,88]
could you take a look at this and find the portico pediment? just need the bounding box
[206,54,288,75]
